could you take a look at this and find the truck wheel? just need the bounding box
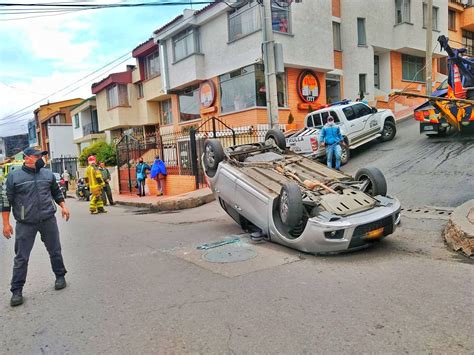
[381,121,396,142]
[278,182,303,231]
[204,139,224,177]
[265,129,287,150]
[340,142,350,165]
[355,167,387,197]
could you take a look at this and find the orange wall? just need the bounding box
[332,0,341,17]
[334,51,343,69]
[390,51,439,93]
[145,175,196,196]
[164,68,327,130]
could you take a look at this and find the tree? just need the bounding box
[79,141,116,167]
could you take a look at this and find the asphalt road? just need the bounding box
[0,119,473,354]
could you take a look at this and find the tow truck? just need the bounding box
[391,35,474,136]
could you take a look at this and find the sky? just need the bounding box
[0,0,209,137]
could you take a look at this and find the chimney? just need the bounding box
[126,65,136,72]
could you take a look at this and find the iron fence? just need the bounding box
[50,157,79,178]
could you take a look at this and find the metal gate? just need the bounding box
[115,134,142,194]
[50,157,79,178]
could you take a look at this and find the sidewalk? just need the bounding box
[444,199,474,257]
[114,187,215,212]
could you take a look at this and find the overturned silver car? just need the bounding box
[203,129,401,254]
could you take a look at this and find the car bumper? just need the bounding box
[269,198,401,254]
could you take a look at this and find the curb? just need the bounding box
[115,189,215,212]
[395,113,413,123]
[444,200,474,257]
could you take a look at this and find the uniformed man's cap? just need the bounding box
[23,147,48,157]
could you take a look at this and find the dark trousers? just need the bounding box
[11,217,67,293]
[138,179,146,196]
[64,181,69,191]
[101,183,114,205]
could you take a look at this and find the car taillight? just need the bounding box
[414,111,425,122]
[310,137,318,151]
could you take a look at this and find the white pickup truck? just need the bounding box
[286,101,397,164]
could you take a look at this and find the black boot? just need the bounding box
[55,276,67,290]
[10,290,23,307]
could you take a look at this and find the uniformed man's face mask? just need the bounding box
[35,157,45,170]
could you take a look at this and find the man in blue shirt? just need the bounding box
[319,115,344,170]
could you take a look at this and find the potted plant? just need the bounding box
[286,112,297,130]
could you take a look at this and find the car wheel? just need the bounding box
[355,167,387,197]
[279,182,303,231]
[381,120,396,142]
[340,141,350,165]
[265,129,287,150]
[204,139,225,177]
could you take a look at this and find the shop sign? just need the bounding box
[297,70,320,103]
[200,80,216,108]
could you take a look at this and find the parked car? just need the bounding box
[285,100,397,164]
[203,129,401,254]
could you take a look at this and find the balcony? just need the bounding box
[82,122,99,136]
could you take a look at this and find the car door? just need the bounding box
[343,104,373,142]
[234,177,270,231]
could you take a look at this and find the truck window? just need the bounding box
[352,103,372,118]
[306,115,315,127]
[342,107,356,121]
[320,111,340,126]
[312,113,322,127]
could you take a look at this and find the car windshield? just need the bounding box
[436,79,448,91]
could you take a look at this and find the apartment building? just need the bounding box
[447,0,473,56]
[71,97,105,155]
[33,98,83,153]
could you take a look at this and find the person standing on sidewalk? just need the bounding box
[61,169,70,191]
[319,115,344,170]
[136,158,149,197]
[150,155,167,196]
[85,155,106,214]
[99,162,114,206]
[2,147,70,307]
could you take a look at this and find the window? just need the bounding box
[173,28,200,62]
[342,107,356,121]
[395,0,411,24]
[402,54,425,82]
[229,2,261,41]
[178,85,200,122]
[333,22,342,51]
[144,51,160,79]
[359,74,367,95]
[448,10,456,30]
[271,2,290,33]
[219,64,287,114]
[74,114,79,128]
[137,83,144,98]
[106,84,129,109]
[357,18,366,46]
[160,99,173,125]
[311,111,340,128]
[423,4,438,30]
[462,30,474,56]
[352,103,372,118]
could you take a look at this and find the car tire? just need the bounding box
[278,182,304,231]
[340,140,350,165]
[381,120,396,142]
[204,139,225,178]
[265,129,287,151]
[355,167,387,197]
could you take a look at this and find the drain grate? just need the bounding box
[401,206,454,220]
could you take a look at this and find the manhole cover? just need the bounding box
[203,245,257,263]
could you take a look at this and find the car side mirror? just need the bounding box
[371,107,378,113]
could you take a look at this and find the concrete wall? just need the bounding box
[47,125,76,159]
[162,0,334,91]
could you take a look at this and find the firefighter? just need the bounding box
[84,155,106,214]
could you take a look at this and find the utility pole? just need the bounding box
[261,0,279,129]
[425,0,433,95]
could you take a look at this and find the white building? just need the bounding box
[47,124,77,160]
[71,97,105,154]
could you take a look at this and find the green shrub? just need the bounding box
[79,141,116,167]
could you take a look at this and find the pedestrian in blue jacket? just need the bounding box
[319,115,344,170]
[136,158,150,197]
[150,155,167,196]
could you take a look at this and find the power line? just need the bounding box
[1,51,132,121]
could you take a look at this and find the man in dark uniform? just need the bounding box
[1,147,70,307]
